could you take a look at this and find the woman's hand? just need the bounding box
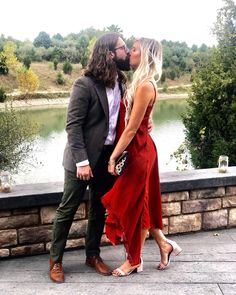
[108,159,116,175]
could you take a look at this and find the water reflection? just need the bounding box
[154,99,186,124]
[153,99,187,172]
[21,107,67,137]
[12,99,187,184]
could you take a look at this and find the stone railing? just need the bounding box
[0,167,236,258]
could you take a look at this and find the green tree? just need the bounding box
[0,105,38,172]
[105,25,123,34]
[17,40,37,62]
[52,33,64,41]
[33,31,52,49]
[183,0,236,168]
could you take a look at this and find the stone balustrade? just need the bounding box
[0,167,236,258]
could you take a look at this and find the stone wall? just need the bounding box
[0,167,236,258]
[161,186,236,235]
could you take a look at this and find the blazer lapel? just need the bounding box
[94,82,109,119]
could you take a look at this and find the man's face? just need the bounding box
[113,37,130,71]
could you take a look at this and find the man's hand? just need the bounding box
[77,165,93,181]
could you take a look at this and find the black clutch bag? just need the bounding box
[115,151,129,176]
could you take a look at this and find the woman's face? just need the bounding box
[129,40,141,70]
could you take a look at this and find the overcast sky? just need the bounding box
[1,0,225,47]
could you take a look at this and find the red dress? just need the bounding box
[101,99,163,266]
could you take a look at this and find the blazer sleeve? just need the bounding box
[66,77,91,164]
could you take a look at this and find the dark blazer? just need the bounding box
[63,75,124,172]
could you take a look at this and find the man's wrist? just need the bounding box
[76,159,89,167]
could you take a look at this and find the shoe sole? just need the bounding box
[85,262,112,276]
[49,273,65,283]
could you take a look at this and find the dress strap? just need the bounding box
[149,80,157,106]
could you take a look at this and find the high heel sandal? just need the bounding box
[112,257,143,277]
[157,239,182,271]
[124,250,144,272]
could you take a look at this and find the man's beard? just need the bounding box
[114,55,130,71]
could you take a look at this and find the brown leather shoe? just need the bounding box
[86,256,112,276]
[49,258,65,283]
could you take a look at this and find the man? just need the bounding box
[49,33,130,283]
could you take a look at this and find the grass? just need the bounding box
[0,62,192,97]
[0,62,83,94]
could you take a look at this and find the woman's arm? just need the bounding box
[108,81,155,172]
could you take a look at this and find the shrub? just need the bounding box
[160,71,166,83]
[80,54,89,69]
[0,88,7,102]
[23,56,31,69]
[168,70,176,80]
[0,104,38,172]
[162,83,168,93]
[56,72,65,85]
[53,58,58,70]
[17,67,39,93]
[62,61,72,75]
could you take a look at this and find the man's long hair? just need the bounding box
[84,33,126,88]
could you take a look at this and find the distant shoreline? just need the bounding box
[0,93,188,110]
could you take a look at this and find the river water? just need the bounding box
[12,98,187,184]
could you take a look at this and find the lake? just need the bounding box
[12,98,187,184]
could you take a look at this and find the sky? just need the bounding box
[0,0,226,47]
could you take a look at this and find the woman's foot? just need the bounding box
[112,259,143,277]
[157,239,182,270]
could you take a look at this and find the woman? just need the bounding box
[102,38,182,276]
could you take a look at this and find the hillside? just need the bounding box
[0,62,82,93]
[0,62,191,94]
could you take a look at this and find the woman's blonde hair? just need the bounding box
[125,38,162,123]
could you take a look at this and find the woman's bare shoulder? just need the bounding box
[136,80,156,99]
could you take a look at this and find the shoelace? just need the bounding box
[52,263,62,272]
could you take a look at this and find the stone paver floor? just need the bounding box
[0,228,236,295]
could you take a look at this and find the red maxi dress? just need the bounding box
[101,97,163,266]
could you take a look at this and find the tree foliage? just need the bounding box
[0,25,215,78]
[183,0,236,168]
[0,105,38,172]
[17,66,39,93]
[33,31,52,48]
[105,25,123,34]
[23,56,31,69]
[0,55,8,75]
[0,41,19,72]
